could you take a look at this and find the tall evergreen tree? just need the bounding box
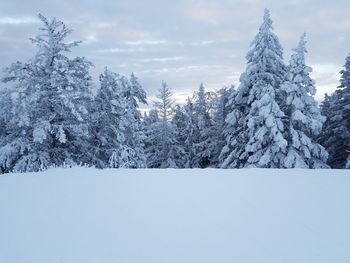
[145,81,184,168]
[171,105,189,168]
[219,86,240,168]
[143,108,159,167]
[90,69,147,168]
[221,9,287,168]
[318,93,334,160]
[280,34,328,168]
[122,73,148,167]
[0,14,93,173]
[90,68,128,168]
[193,83,212,168]
[209,86,232,167]
[321,54,350,168]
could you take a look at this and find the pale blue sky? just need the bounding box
[0,0,349,103]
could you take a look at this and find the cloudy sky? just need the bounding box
[0,0,349,104]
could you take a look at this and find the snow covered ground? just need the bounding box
[0,168,349,263]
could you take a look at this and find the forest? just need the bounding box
[0,9,349,173]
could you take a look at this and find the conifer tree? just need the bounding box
[145,81,184,168]
[143,108,159,167]
[321,54,350,168]
[209,87,232,167]
[123,73,148,167]
[90,70,147,168]
[280,34,328,168]
[221,9,287,168]
[193,83,212,168]
[0,14,93,173]
[171,105,189,168]
[90,68,128,168]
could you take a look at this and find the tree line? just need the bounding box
[0,9,349,173]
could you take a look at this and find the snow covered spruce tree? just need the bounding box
[219,86,241,168]
[145,81,184,168]
[0,14,93,173]
[122,73,148,167]
[192,83,213,168]
[280,34,328,168]
[209,86,233,167]
[321,54,350,168]
[319,94,338,166]
[170,98,198,168]
[171,105,190,168]
[221,9,287,168]
[90,69,147,168]
[143,108,159,167]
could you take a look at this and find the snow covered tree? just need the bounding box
[91,68,148,168]
[219,86,241,168]
[280,34,328,168]
[90,68,126,168]
[182,98,198,168]
[318,94,334,160]
[321,54,350,168]
[143,108,159,167]
[171,105,189,168]
[209,86,233,167]
[320,94,333,126]
[122,73,148,167]
[168,98,198,168]
[0,14,93,173]
[145,81,184,168]
[192,83,213,168]
[221,9,287,168]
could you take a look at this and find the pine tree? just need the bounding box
[221,9,287,168]
[0,14,93,173]
[321,54,350,168]
[171,105,189,168]
[90,70,147,169]
[209,86,232,167]
[318,93,334,158]
[122,73,148,168]
[145,81,184,168]
[280,34,328,168]
[90,68,128,168]
[182,98,197,168]
[219,86,241,168]
[143,108,159,167]
[193,83,212,168]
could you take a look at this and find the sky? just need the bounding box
[0,0,349,105]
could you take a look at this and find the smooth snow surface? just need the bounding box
[0,168,349,263]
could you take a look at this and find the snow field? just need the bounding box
[0,167,349,263]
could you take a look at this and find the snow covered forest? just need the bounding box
[0,9,349,173]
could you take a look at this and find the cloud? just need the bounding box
[114,29,152,41]
[0,16,37,25]
[139,56,186,63]
[183,7,227,22]
[96,47,145,53]
[124,40,168,46]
